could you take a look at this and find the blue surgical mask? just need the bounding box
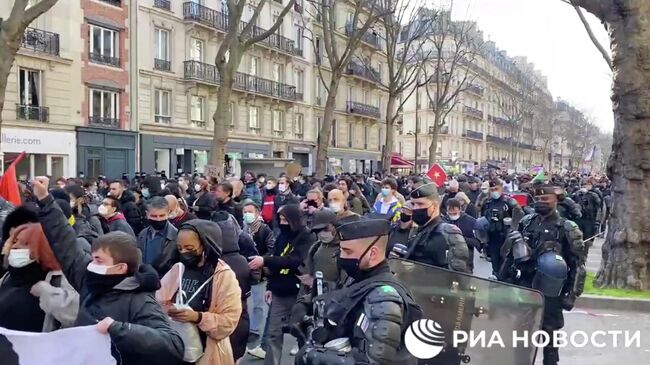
[381,188,390,197]
[142,188,150,198]
[491,192,501,200]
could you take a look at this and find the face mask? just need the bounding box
[141,188,150,198]
[195,184,202,192]
[482,188,489,194]
[98,205,111,216]
[279,223,293,235]
[180,251,202,268]
[318,231,335,243]
[329,202,343,213]
[58,184,66,189]
[400,213,412,223]
[168,212,177,220]
[381,188,391,197]
[149,219,167,231]
[278,183,288,193]
[533,202,554,216]
[8,249,34,268]
[580,188,588,193]
[86,263,127,293]
[412,207,431,226]
[87,262,119,275]
[70,200,76,208]
[491,192,501,200]
[447,214,460,221]
[243,212,257,224]
[336,237,378,281]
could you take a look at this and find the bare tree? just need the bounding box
[529,100,556,167]
[0,0,60,154]
[421,8,481,166]
[309,0,391,178]
[377,1,431,172]
[208,0,296,178]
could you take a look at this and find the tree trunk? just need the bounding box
[210,67,235,179]
[315,77,340,178]
[0,32,23,164]
[381,95,397,173]
[428,111,442,166]
[593,1,650,290]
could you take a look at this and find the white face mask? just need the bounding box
[8,249,34,268]
[87,262,118,275]
[318,231,335,243]
[278,183,288,193]
[70,200,76,208]
[448,214,460,221]
[194,184,202,192]
[329,202,343,213]
[98,205,109,216]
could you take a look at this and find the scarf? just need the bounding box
[248,217,264,236]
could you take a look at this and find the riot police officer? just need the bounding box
[294,219,422,365]
[571,180,602,242]
[481,179,524,277]
[556,188,582,222]
[499,184,586,365]
[405,183,469,272]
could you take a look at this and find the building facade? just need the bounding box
[0,0,85,178]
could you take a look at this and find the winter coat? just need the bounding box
[137,222,179,277]
[246,221,275,257]
[215,199,243,228]
[193,191,215,220]
[105,213,136,237]
[271,192,300,228]
[169,210,197,229]
[29,270,80,332]
[37,195,184,365]
[265,227,314,298]
[119,190,144,234]
[243,181,262,206]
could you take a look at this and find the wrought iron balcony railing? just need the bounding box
[347,101,380,119]
[487,114,509,125]
[466,84,484,97]
[345,23,380,48]
[89,116,119,128]
[486,134,510,145]
[21,27,60,56]
[184,60,297,101]
[346,61,380,83]
[463,129,483,140]
[463,105,483,119]
[183,2,228,31]
[16,104,49,122]
[89,52,120,67]
[154,58,171,71]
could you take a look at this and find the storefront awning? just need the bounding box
[391,154,414,168]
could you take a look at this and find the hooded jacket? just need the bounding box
[174,220,242,365]
[105,212,136,237]
[118,190,144,235]
[243,181,262,206]
[37,195,184,365]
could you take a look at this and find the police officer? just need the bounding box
[571,180,602,242]
[556,188,582,222]
[481,179,524,277]
[499,184,586,365]
[294,219,422,365]
[406,183,469,272]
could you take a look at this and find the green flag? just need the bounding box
[532,169,545,182]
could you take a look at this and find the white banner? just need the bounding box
[0,326,115,365]
[1,128,76,155]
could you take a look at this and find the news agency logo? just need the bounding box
[404,319,446,359]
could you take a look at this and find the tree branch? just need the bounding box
[573,5,612,70]
[568,0,612,21]
[24,0,59,24]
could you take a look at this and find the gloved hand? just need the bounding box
[561,294,576,311]
[507,231,524,245]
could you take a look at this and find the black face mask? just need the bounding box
[149,219,168,231]
[180,251,203,268]
[400,213,412,223]
[336,236,380,281]
[86,272,128,294]
[534,202,555,216]
[279,224,293,236]
[412,207,431,226]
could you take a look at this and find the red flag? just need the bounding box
[426,163,447,188]
[0,151,27,206]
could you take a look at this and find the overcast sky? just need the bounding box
[442,0,613,132]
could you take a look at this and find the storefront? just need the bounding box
[76,127,137,179]
[2,128,76,179]
[288,145,315,175]
[327,149,380,175]
[140,134,271,175]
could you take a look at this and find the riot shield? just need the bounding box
[390,258,544,365]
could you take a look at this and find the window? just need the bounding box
[190,96,204,122]
[89,25,119,66]
[348,123,354,147]
[331,119,337,145]
[348,87,353,102]
[18,68,41,106]
[363,126,369,148]
[295,113,304,137]
[295,26,303,51]
[229,102,235,129]
[154,28,170,61]
[273,110,284,135]
[272,63,283,83]
[190,38,203,61]
[347,11,354,24]
[154,89,171,124]
[249,106,260,131]
[416,116,421,133]
[295,69,304,93]
[364,90,369,104]
[250,56,259,75]
[89,89,118,125]
[377,62,382,82]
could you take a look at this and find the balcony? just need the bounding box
[99,0,121,7]
[347,101,380,119]
[183,2,228,31]
[153,0,170,11]
[246,23,297,55]
[486,134,510,146]
[463,129,483,141]
[16,104,49,123]
[183,60,298,101]
[466,84,484,97]
[154,58,171,72]
[463,105,483,120]
[21,27,60,56]
[89,116,119,128]
[89,52,120,67]
[429,126,449,134]
[346,61,380,83]
[487,114,509,125]
[345,23,380,48]
[155,115,171,124]
[296,92,304,101]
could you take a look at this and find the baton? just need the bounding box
[583,231,605,244]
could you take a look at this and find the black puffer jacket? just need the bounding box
[193,191,214,220]
[118,190,144,235]
[215,220,252,299]
[38,196,184,365]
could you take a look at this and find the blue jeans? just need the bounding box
[247,281,268,338]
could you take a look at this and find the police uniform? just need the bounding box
[480,181,524,275]
[571,188,601,241]
[296,219,422,365]
[406,184,469,272]
[499,185,586,365]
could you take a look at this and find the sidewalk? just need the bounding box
[586,236,604,274]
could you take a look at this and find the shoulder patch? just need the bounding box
[380,285,398,294]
